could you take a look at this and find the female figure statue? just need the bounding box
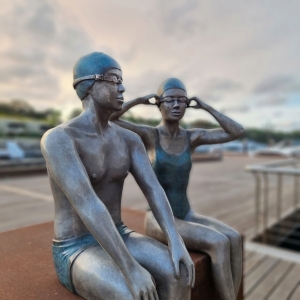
[41,54,194,300]
[111,78,245,300]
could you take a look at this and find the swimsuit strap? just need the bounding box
[154,128,160,150]
[155,128,191,155]
[186,130,191,153]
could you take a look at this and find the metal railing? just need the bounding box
[246,159,300,245]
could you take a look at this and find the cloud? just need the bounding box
[257,96,288,107]
[124,69,172,100]
[25,2,56,41]
[273,111,283,118]
[254,75,300,94]
[0,0,94,109]
[201,78,243,101]
[0,0,299,130]
[223,104,250,114]
[155,0,204,36]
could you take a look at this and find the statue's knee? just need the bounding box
[162,265,177,284]
[227,230,242,248]
[209,234,230,261]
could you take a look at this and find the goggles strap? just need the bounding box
[73,74,120,89]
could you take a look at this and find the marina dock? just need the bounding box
[1,155,299,299]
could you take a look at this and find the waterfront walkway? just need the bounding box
[1,155,299,299]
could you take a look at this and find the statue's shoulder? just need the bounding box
[114,122,143,145]
[41,124,74,155]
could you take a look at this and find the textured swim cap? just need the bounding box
[157,78,186,97]
[73,52,121,100]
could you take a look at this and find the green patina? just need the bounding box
[152,129,191,219]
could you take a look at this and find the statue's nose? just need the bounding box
[173,100,179,108]
[118,84,125,93]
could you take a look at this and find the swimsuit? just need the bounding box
[152,129,192,219]
[52,221,134,293]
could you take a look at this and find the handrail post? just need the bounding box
[294,175,299,210]
[246,159,300,246]
[276,173,283,241]
[277,174,282,220]
[262,173,269,244]
[253,172,261,236]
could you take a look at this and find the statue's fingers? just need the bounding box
[172,256,180,278]
[153,287,159,300]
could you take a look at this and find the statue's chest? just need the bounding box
[76,138,130,183]
[159,135,187,155]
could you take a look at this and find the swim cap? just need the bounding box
[73,52,121,100]
[157,78,186,97]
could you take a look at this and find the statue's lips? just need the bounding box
[116,97,124,102]
[172,111,181,115]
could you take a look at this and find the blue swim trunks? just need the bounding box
[52,221,134,292]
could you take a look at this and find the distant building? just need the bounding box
[0,118,51,136]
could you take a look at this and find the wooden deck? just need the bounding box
[1,155,299,299]
[244,250,300,299]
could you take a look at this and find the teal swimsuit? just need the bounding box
[152,129,191,219]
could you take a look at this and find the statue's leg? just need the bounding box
[125,231,191,300]
[71,245,134,300]
[184,210,242,296]
[145,211,236,300]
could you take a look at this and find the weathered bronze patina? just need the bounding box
[41,54,194,300]
[111,77,245,300]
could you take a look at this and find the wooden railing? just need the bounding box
[246,159,300,244]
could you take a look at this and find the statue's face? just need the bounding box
[159,88,188,121]
[90,68,125,111]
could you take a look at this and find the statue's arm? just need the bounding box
[129,134,195,287]
[189,97,245,148]
[40,129,154,298]
[110,95,157,150]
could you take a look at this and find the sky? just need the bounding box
[0,0,299,131]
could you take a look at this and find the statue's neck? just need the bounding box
[160,120,181,138]
[82,98,113,135]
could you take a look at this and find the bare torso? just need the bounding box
[49,117,132,240]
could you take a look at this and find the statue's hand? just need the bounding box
[188,97,208,110]
[169,236,195,287]
[126,262,158,300]
[137,94,158,105]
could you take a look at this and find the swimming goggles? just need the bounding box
[73,74,122,89]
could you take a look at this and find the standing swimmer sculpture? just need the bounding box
[111,78,245,300]
[41,54,195,300]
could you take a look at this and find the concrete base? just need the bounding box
[0,208,242,299]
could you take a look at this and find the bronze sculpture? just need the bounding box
[41,54,194,300]
[111,78,245,300]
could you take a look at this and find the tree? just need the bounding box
[69,108,82,120]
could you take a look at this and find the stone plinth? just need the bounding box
[0,208,242,299]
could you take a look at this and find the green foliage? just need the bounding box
[121,115,189,128]
[190,119,218,129]
[122,115,161,127]
[245,128,300,143]
[0,99,61,125]
[2,99,299,144]
[121,116,300,143]
[10,131,45,138]
[69,108,82,120]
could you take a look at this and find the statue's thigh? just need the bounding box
[125,232,174,277]
[184,211,240,242]
[145,211,226,252]
[71,245,133,300]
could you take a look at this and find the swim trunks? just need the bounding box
[52,221,134,292]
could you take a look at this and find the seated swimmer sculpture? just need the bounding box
[41,54,195,300]
[111,78,245,300]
